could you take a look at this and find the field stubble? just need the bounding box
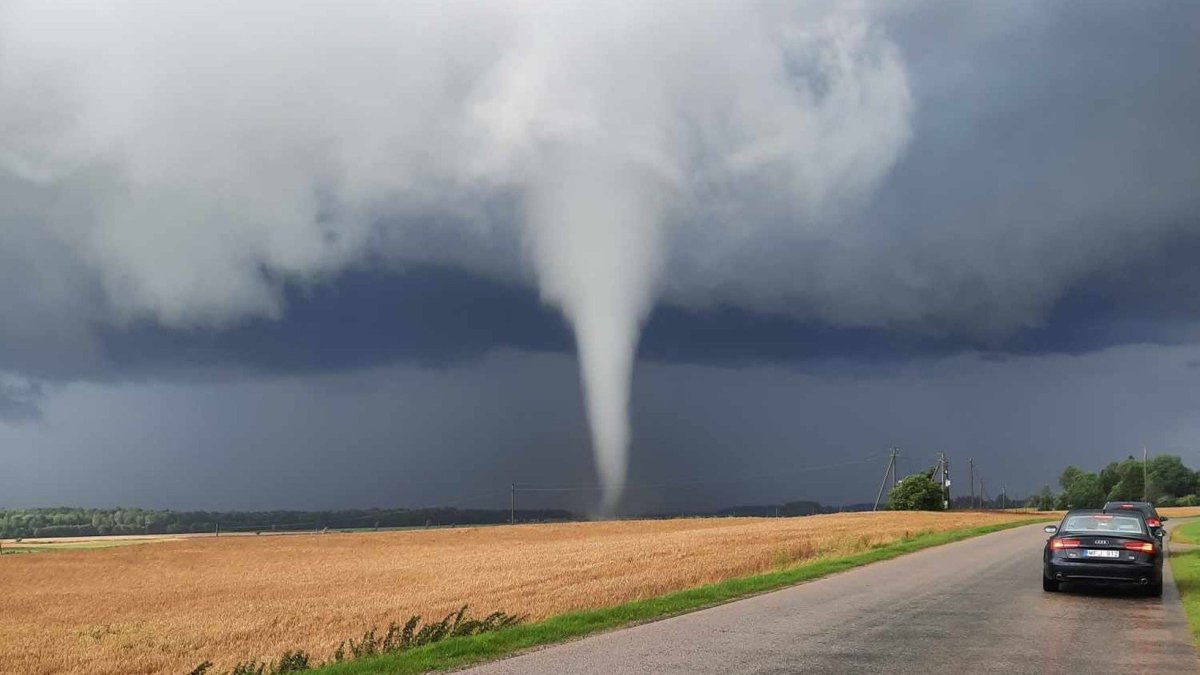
[2,511,1035,674]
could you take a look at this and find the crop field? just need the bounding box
[2,511,1037,674]
[1157,506,1200,519]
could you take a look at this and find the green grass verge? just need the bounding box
[1171,548,1200,645]
[310,518,1043,675]
[1173,519,1200,546]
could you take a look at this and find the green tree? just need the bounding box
[1053,492,1069,510]
[1099,461,1121,495]
[1059,466,1084,491]
[1106,457,1145,501]
[886,470,945,511]
[1037,486,1057,511]
[1146,454,1195,500]
[1063,472,1105,508]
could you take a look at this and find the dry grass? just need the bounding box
[1011,507,1200,520]
[0,511,1032,675]
[0,538,173,555]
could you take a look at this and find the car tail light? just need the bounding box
[1123,541,1155,553]
[1146,517,1161,527]
[1051,539,1081,550]
[1121,504,1135,509]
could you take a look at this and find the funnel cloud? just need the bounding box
[476,3,912,507]
[525,152,671,510]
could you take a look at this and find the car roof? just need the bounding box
[1102,501,1159,514]
[1064,508,1147,519]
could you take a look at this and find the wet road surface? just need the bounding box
[462,523,1198,674]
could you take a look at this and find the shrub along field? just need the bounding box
[2,511,1036,674]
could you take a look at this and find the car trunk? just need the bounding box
[1056,534,1155,564]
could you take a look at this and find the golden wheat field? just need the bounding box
[2,511,1039,674]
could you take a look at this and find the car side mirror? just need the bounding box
[1161,516,1169,522]
[1044,525,1058,534]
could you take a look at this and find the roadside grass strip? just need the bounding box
[312,519,1042,675]
[1172,520,1200,546]
[1170,547,1200,646]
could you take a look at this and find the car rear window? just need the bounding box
[1104,502,1152,514]
[1062,514,1144,534]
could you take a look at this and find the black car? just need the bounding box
[1043,509,1163,596]
[1103,500,1167,534]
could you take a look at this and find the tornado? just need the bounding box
[525,149,669,513]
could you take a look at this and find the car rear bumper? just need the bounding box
[1045,559,1161,585]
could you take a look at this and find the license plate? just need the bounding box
[1085,549,1120,558]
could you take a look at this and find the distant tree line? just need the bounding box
[0,506,575,539]
[712,501,873,517]
[1032,454,1200,511]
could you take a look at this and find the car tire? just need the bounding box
[1042,576,1059,592]
[1147,580,1163,597]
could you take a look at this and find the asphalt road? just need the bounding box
[463,523,1198,675]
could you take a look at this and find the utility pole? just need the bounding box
[980,477,987,509]
[874,449,898,511]
[943,453,949,509]
[1143,446,1149,502]
[936,452,951,510]
[510,483,516,525]
[969,459,975,510]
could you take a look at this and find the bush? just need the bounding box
[886,472,945,511]
[275,651,310,673]
[192,607,523,674]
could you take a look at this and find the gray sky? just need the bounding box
[1,0,1198,512]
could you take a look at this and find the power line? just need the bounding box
[513,452,887,494]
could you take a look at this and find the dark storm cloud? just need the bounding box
[0,378,44,422]
[100,268,574,375]
[92,242,1200,378]
[4,346,1199,512]
[0,0,1192,385]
